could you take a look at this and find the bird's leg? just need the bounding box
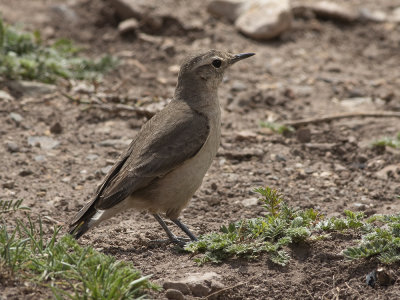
[152,214,189,246]
[172,219,198,241]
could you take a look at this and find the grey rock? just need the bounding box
[165,289,185,300]
[207,0,245,22]
[34,155,47,162]
[118,18,139,34]
[163,282,190,295]
[0,90,14,102]
[101,165,113,175]
[28,136,60,150]
[307,1,359,22]
[235,0,291,40]
[9,112,23,123]
[6,141,19,153]
[7,81,56,96]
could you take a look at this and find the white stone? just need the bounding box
[0,90,14,102]
[235,0,291,40]
[207,0,245,22]
[241,197,259,207]
[309,1,358,22]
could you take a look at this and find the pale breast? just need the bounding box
[130,108,221,219]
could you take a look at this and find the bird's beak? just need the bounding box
[230,52,255,64]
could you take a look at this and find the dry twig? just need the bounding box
[284,112,400,128]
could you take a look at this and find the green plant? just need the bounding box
[260,121,294,135]
[373,132,400,149]
[186,187,400,267]
[0,18,117,83]
[185,187,319,266]
[0,201,157,299]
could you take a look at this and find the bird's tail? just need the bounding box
[68,198,98,239]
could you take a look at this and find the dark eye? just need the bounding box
[212,59,222,68]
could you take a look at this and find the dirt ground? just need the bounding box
[1,0,400,299]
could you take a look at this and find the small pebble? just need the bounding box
[6,141,19,153]
[165,289,185,300]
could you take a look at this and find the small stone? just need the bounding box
[375,164,400,180]
[359,8,387,23]
[334,163,346,171]
[6,141,19,153]
[189,283,210,297]
[309,1,359,22]
[2,181,15,189]
[163,282,190,295]
[168,65,180,74]
[50,122,63,134]
[34,155,46,162]
[211,182,218,191]
[9,112,23,123]
[165,289,185,300]
[231,80,247,92]
[19,170,33,177]
[7,81,56,96]
[28,136,60,150]
[241,197,259,207]
[235,0,292,40]
[207,0,245,22]
[0,90,14,102]
[118,18,139,34]
[234,130,257,142]
[101,165,113,175]
[296,127,311,143]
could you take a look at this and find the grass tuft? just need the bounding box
[0,201,157,299]
[0,17,117,83]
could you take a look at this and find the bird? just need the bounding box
[68,49,255,246]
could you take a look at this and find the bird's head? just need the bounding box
[176,50,255,91]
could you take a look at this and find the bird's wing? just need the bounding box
[94,101,210,210]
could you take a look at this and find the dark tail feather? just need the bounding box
[68,200,97,239]
[69,220,91,239]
